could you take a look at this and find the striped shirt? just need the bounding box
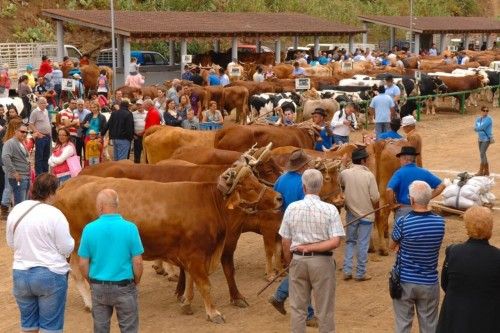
[279,194,345,250]
[392,211,445,285]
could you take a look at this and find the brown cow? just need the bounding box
[116,85,161,99]
[214,124,320,152]
[142,125,216,163]
[270,143,357,167]
[226,81,276,96]
[220,86,249,124]
[437,74,485,110]
[171,146,241,165]
[55,165,282,322]
[272,63,294,79]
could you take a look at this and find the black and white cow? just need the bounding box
[249,92,301,117]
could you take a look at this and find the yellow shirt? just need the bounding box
[26,73,36,89]
[85,139,101,159]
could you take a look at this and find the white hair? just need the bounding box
[96,189,119,208]
[302,169,323,194]
[76,98,85,105]
[409,181,432,206]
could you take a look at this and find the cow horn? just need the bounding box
[255,142,273,164]
[226,165,251,194]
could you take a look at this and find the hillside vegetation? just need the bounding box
[0,0,496,56]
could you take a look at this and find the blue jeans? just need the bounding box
[57,174,71,186]
[333,134,349,145]
[8,177,30,205]
[478,140,490,164]
[274,276,315,320]
[35,135,51,176]
[1,166,12,206]
[13,267,68,333]
[343,210,373,278]
[375,122,391,139]
[113,139,131,161]
[394,206,413,222]
[91,282,139,333]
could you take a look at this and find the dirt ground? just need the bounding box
[0,104,499,333]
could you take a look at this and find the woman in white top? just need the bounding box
[48,128,77,185]
[202,101,224,124]
[6,173,74,333]
[154,88,167,113]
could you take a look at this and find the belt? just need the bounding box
[293,251,332,257]
[89,278,134,286]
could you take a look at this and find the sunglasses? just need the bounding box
[18,130,28,134]
[482,109,489,112]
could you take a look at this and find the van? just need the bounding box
[96,49,167,67]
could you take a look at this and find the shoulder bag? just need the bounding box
[389,215,407,299]
[482,130,495,144]
[12,202,42,236]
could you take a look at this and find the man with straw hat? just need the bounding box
[268,149,319,327]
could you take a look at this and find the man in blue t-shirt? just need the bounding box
[208,69,221,86]
[78,189,144,333]
[384,75,401,108]
[369,85,395,139]
[269,149,318,327]
[386,146,445,221]
[311,108,333,151]
[389,180,445,333]
[378,118,403,140]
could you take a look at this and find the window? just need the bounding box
[142,53,154,65]
[66,47,81,59]
[153,53,165,65]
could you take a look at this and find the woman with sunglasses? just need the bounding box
[474,106,493,176]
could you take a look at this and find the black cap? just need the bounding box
[396,146,420,157]
[352,148,369,161]
[312,108,326,117]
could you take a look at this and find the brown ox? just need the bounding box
[272,64,294,79]
[238,52,275,66]
[270,143,357,167]
[301,99,340,122]
[214,124,319,152]
[205,86,250,124]
[80,64,112,96]
[226,81,276,96]
[171,146,241,165]
[142,126,216,163]
[116,85,160,99]
[54,165,282,323]
[438,74,484,110]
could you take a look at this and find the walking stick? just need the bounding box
[257,265,289,296]
[343,203,391,228]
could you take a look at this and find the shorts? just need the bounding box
[13,267,69,333]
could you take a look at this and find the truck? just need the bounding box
[0,43,82,90]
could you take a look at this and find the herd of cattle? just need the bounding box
[52,122,418,323]
[114,49,500,124]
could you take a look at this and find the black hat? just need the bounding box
[311,108,326,117]
[352,148,369,161]
[396,146,420,157]
[385,74,394,81]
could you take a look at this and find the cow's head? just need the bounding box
[311,158,344,208]
[218,164,282,213]
[243,142,283,186]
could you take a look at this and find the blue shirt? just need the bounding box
[318,56,329,65]
[87,116,101,135]
[392,211,445,285]
[377,130,403,140]
[369,93,394,123]
[384,84,400,100]
[208,74,221,86]
[314,127,333,151]
[274,171,304,211]
[387,163,442,205]
[292,67,305,76]
[474,115,493,142]
[78,214,144,281]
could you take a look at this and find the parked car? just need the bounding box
[96,49,167,67]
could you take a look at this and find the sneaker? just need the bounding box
[343,273,353,280]
[268,296,286,315]
[306,317,319,328]
[354,274,372,281]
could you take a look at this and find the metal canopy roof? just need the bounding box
[358,15,500,34]
[43,9,366,39]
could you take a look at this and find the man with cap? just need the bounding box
[400,115,422,166]
[386,146,445,221]
[311,108,333,151]
[378,118,403,140]
[25,65,36,89]
[341,148,380,281]
[369,85,395,139]
[269,149,319,327]
[132,99,147,163]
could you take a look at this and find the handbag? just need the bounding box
[481,129,494,144]
[389,215,407,300]
[66,155,82,178]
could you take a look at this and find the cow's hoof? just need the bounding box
[84,304,92,312]
[167,274,179,282]
[181,304,194,315]
[152,265,165,275]
[265,273,276,282]
[368,247,375,253]
[177,295,185,303]
[208,314,226,324]
[231,298,249,308]
[378,249,389,256]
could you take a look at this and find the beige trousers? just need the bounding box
[289,255,336,333]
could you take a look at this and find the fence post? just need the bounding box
[416,98,421,121]
[460,93,465,114]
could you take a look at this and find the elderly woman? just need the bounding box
[474,106,493,176]
[202,101,223,124]
[436,206,500,333]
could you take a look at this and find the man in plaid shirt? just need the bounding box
[279,169,345,333]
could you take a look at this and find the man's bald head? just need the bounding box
[96,189,119,214]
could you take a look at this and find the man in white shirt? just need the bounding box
[280,169,345,333]
[331,103,358,145]
[428,43,438,56]
[132,99,147,163]
[253,66,265,83]
[219,67,230,86]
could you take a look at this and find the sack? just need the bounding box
[66,155,82,177]
[389,270,403,299]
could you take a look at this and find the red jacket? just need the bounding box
[145,106,161,130]
[38,60,53,77]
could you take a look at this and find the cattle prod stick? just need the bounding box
[257,266,289,296]
[343,203,391,228]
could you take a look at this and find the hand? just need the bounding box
[392,244,400,253]
[14,172,21,183]
[295,244,310,253]
[390,203,401,211]
[343,120,351,126]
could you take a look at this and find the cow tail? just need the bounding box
[175,268,186,299]
[242,89,249,124]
